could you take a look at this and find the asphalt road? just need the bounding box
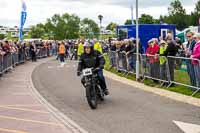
[32,59,200,133]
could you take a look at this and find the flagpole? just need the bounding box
[131,5,134,25]
[136,0,139,80]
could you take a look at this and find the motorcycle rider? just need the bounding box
[77,41,109,95]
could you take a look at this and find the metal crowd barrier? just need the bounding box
[110,51,138,76]
[12,52,19,67]
[25,48,31,60]
[0,55,3,74]
[2,53,13,73]
[108,51,117,69]
[108,51,200,96]
[37,47,48,58]
[0,47,53,77]
[167,56,200,96]
[140,54,171,85]
[18,51,26,64]
[116,51,128,72]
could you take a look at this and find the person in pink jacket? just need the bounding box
[191,33,200,87]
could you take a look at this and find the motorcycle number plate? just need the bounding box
[83,68,92,76]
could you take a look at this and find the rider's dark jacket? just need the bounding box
[77,50,105,72]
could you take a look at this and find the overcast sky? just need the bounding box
[0,0,198,27]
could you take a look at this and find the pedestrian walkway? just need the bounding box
[0,59,72,133]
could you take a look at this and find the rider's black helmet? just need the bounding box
[84,41,93,48]
[84,41,94,54]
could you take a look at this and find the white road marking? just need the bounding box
[173,120,200,133]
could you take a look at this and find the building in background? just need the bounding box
[0,26,30,39]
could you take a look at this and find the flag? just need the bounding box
[19,0,27,41]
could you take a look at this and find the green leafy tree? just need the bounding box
[80,18,100,39]
[125,14,158,25]
[38,13,80,40]
[190,0,200,26]
[0,34,5,40]
[165,0,189,30]
[139,14,155,24]
[30,23,46,38]
[64,14,80,39]
[124,19,133,25]
[106,22,117,31]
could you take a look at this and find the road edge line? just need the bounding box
[104,70,200,107]
[28,59,88,133]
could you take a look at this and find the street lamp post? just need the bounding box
[135,0,140,80]
[98,15,103,40]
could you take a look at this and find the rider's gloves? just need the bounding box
[99,65,104,70]
[77,71,81,76]
[93,67,100,73]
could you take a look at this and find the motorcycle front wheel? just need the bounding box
[86,86,97,109]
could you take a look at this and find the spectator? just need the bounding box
[94,38,103,53]
[175,37,184,57]
[0,42,5,56]
[70,41,78,60]
[17,42,24,63]
[0,42,5,73]
[120,40,128,71]
[163,33,177,83]
[65,41,70,59]
[159,40,168,82]
[52,41,57,56]
[56,43,60,60]
[109,41,117,68]
[2,40,11,54]
[146,38,160,82]
[175,37,184,69]
[191,33,200,87]
[78,39,84,57]
[59,42,66,66]
[30,42,37,62]
[185,32,196,87]
[10,41,18,67]
[125,39,136,71]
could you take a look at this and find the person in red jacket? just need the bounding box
[146,38,160,82]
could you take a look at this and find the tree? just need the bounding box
[166,0,189,30]
[30,23,46,38]
[125,14,157,25]
[124,19,132,25]
[80,18,100,38]
[168,0,186,15]
[63,14,80,39]
[38,13,80,40]
[190,0,200,26]
[106,22,117,31]
[139,14,155,24]
[0,34,5,40]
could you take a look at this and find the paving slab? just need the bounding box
[0,59,74,133]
